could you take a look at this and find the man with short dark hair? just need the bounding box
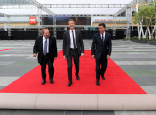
[33,28,57,85]
[63,19,84,86]
[91,23,112,86]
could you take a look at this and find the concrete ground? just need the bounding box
[0,39,156,114]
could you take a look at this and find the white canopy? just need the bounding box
[0,0,134,15]
[48,8,120,15]
[37,0,132,4]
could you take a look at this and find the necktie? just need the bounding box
[44,39,47,55]
[72,31,76,50]
[102,34,104,42]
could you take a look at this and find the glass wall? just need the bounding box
[0,0,29,5]
[117,11,126,17]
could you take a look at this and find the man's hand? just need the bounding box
[33,53,37,57]
[107,55,110,59]
[63,55,66,60]
[91,55,95,59]
[81,53,84,57]
[54,57,57,60]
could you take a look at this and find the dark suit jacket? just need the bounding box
[63,30,84,57]
[91,32,112,59]
[33,36,57,64]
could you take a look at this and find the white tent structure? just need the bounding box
[0,0,151,37]
[0,0,139,15]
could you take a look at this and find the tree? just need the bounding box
[133,1,156,40]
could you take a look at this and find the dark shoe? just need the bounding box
[76,75,80,80]
[67,81,72,86]
[96,81,100,86]
[41,80,46,85]
[101,75,105,80]
[50,79,54,84]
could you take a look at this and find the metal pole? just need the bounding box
[155,24,156,40]
[113,16,116,40]
[38,8,42,36]
[7,16,11,40]
[126,6,132,43]
[53,16,56,38]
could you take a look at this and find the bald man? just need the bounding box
[33,28,57,85]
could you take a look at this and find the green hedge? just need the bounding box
[123,36,138,41]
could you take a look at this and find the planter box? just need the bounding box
[132,39,156,45]
[132,39,148,43]
[148,41,156,45]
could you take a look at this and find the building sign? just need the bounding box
[29,17,37,24]
[42,17,91,25]
[95,19,126,22]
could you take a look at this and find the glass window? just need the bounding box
[19,0,24,4]
[121,11,126,17]
[23,0,29,4]
[16,0,20,4]
[8,0,12,5]
[4,0,8,5]
[12,0,16,5]
[0,0,4,5]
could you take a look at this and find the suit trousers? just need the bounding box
[96,53,107,82]
[67,49,79,82]
[40,53,54,80]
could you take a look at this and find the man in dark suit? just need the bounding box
[63,19,84,86]
[91,23,112,86]
[33,28,57,85]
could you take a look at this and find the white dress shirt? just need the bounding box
[69,29,77,48]
[100,32,105,42]
[43,36,49,53]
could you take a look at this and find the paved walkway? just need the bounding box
[0,40,156,114]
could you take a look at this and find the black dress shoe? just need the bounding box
[76,75,80,80]
[101,75,105,80]
[96,81,100,86]
[67,82,72,86]
[41,80,46,85]
[50,79,54,84]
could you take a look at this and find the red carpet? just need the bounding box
[0,48,12,51]
[0,50,146,94]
